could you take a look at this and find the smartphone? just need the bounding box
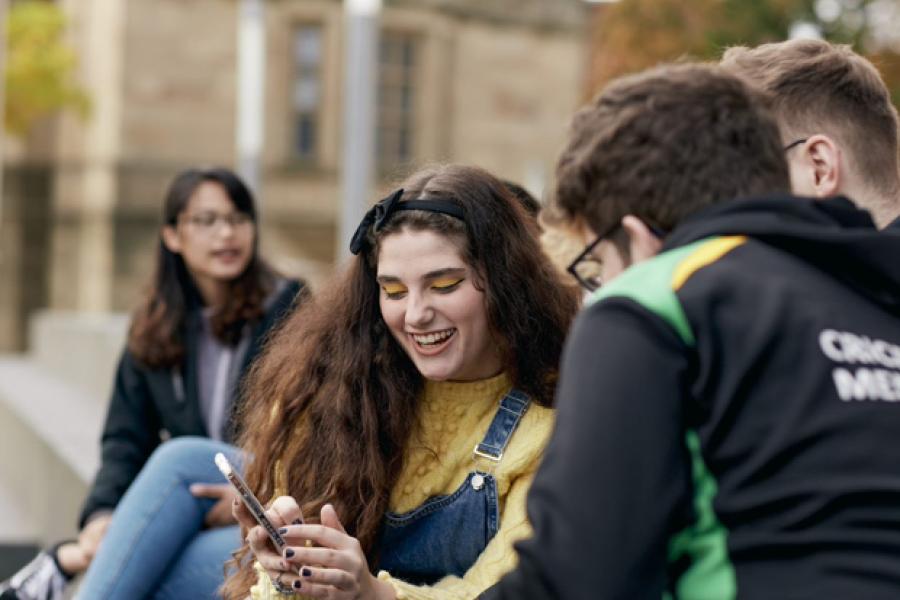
[215,452,286,551]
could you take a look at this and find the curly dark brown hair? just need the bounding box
[127,168,278,368]
[554,63,790,235]
[221,164,579,598]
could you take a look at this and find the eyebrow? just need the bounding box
[376,267,466,284]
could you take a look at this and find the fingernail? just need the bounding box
[284,548,295,558]
[278,527,288,534]
[293,580,302,590]
[292,518,303,525]
[302,568,312,577]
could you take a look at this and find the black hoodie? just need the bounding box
[484,196,900,600]
[887,214,900,231]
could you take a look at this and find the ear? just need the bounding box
[621,215,663,264]
[160,225,182,254]
[804,134,843,197]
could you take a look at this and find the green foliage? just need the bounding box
[5,0,90,135]
[588,0,900,103]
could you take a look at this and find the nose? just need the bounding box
[404,290,434,329]
[215,218,236,238]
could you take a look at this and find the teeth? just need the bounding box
[413,329,454,346]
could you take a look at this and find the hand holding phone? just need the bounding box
[214,452,286,551]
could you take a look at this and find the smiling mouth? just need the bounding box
[410,328,456,348]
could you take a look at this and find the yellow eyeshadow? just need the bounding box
[431,277,464,289]
[381,283,407,295]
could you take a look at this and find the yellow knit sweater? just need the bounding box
[250,372,554,600]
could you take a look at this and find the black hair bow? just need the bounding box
[349,189,405,255]
[348,188,466,255]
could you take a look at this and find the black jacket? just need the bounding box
[79,279,303,527]
[485,196,900,600]
[887,214,900,230]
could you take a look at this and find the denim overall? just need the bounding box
[377,389,531,585]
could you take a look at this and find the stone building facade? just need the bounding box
[0,0,588,351]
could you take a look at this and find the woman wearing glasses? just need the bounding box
[0,167,304,600]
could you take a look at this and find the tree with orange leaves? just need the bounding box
[586,0,900,104]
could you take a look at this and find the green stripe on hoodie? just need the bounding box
[589,237,738,600]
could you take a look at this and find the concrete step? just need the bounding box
[0,357,104,483]
[0,310,125,548]
[28,310,128,402]
[0,543,40,581]
[0,358,100,547]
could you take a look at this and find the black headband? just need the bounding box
[348,188,466,255]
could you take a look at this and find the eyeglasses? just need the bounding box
[784,138,808,152]
[566,221,621,293]
[180,211,253,233]
[566,220,668,292]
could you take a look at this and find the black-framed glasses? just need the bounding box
[784,138,808,152]
[566,220,668,292]
[180,211,253,233]
[566,221,621,293]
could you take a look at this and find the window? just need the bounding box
[377,32,419,169]
[292,24,323,162]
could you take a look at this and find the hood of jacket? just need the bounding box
[662,194,900,313]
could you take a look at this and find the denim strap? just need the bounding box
[472,389,530,463]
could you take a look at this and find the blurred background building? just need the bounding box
[1,0,898,578]
[0,0,588,352]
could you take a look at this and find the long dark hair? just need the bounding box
[128,167,278,368]
[221,164,579,598]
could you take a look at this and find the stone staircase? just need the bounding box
[0,311,127,578]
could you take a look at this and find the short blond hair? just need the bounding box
[721,39,900,198]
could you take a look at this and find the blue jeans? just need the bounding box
[76,437,243,599]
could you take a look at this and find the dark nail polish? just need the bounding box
[302,568,312,577]
[278,527,288,534]
[292,518,303,525]
[293,580,302,589]
[284,548,295,558]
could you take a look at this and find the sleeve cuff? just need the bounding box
[377,570,410,599]
[251,561,299,600]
